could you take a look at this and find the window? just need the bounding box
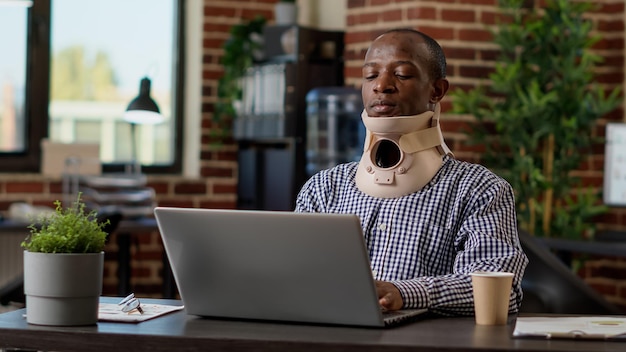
[0,0,184,173]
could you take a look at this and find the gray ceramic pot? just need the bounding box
[23,251,103,326]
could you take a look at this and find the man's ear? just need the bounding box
[430,78,449,103]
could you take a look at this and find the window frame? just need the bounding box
[0,0,184,174]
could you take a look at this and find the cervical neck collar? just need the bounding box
[355,104,453,198]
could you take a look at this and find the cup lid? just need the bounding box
[470,271,514,277]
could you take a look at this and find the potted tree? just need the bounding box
[21,194,109,326]
[450,0,620,239]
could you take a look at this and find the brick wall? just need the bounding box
[2,0,626,307]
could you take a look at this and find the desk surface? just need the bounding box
[0,298,624,352]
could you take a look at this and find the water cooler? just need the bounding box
[306,87,365,177]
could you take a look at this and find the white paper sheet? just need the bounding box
[98,303,184,323]
[513,316,626,340]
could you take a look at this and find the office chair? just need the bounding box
[518,229,623,314]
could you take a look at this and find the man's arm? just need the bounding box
[386,180,528,316]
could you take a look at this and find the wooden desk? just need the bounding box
[0,298,623,352]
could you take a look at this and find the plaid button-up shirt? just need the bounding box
[295,156,528,316]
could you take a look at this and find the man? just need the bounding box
[295,28,528,316]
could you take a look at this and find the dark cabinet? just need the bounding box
[236,25,344,211]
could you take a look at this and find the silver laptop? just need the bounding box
[154,207,428,327]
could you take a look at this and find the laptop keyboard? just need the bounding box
[381,308,428,326]
[382,310,408,318]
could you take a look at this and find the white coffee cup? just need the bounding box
[470,271,514,325]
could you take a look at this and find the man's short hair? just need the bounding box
[382,28,447,81]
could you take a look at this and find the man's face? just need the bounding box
[361,32,437,117]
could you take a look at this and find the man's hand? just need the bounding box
[375,280,403,311]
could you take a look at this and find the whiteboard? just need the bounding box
[604,123,626,206]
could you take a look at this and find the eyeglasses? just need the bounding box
[118,293,144,314]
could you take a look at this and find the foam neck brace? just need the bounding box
[355,104,453,198]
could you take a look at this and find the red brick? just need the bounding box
[198,200,237,209]
[479,48,500,61]
[407,7,436,20]
[596,2,625,14]
[135,250,163,261]
[597,19,625,32]
[382,9,402,22]
[204,6,236,17]
[589,283,617,296]
[156,199,195,208]
[579,175,603,188]
[201,102,215,114]
[356,12,379,25]
[0,200,15,211]
[6,182,45,193]
[32,200,58,208]
[132,284,165,297]
[440,120,472,134]
[242,9,273,21]
[200,167,234,178]
[594,37,625,50]
[203,23,231,33]
[600,55,625,68]
[441,9,475,23]
[131,267,152,278]
[596,72,624,85]
[416,26,454,40]
[213,183,237,194]
[174,181,208,195]
[463,0,496,4]
[347,0,366,8]
[459,65,494,79]
[202,38,224,49]
[346,14,358,27]
[344,66,362,80]
[202,69,224,80]
[146,181,169,194]
[458,28,493,42]
[445,47,476,60]
[345,31,376,45]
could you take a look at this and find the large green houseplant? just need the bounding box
[451,0,620,239]
[21,194,109,326]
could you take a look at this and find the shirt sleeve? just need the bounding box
[295,168,335,213]
[390,179,528,316]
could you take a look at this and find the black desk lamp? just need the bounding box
[123,77,163,174]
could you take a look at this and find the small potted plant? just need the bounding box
[21,193,108,326]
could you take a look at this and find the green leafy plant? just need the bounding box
[21,194,108,253]
[450,0,620,239]
[213,15,266,138]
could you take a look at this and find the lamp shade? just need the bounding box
[124,77,164,125]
